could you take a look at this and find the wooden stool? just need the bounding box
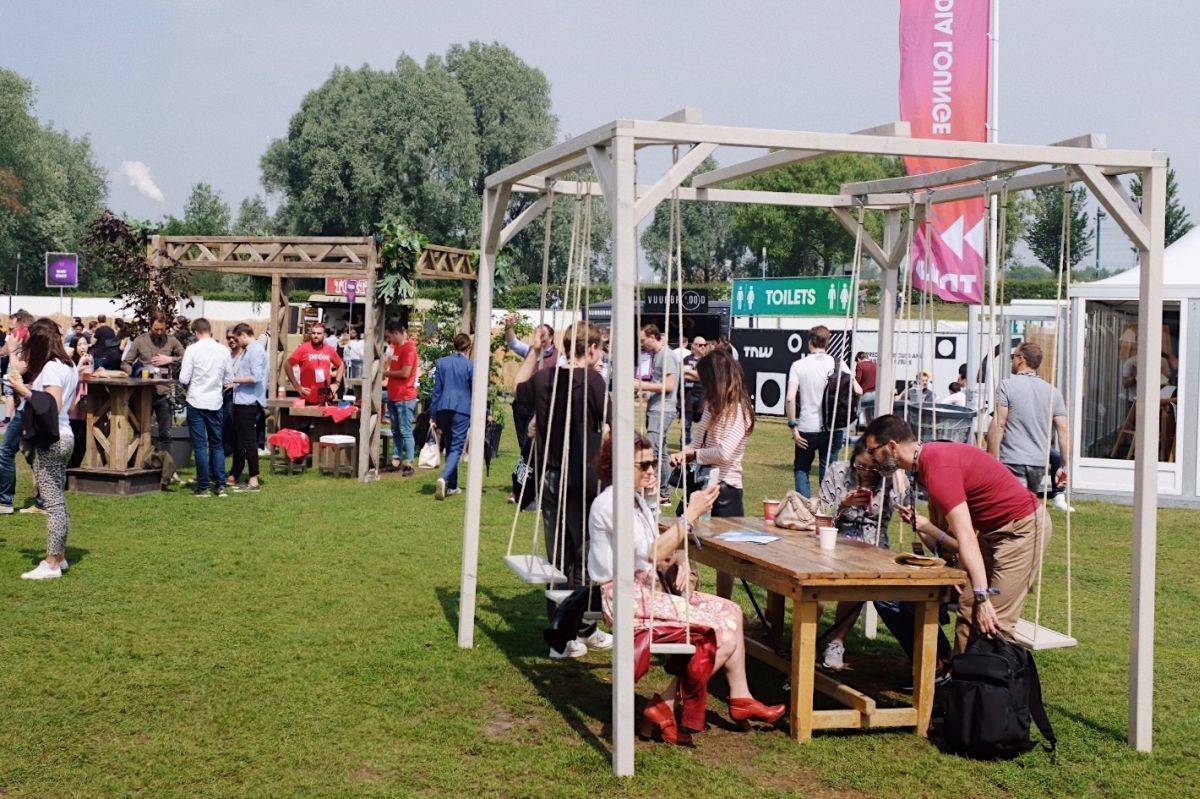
[318,435,357,477]
[269,444,309,475]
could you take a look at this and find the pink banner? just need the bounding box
[899,0,991,303]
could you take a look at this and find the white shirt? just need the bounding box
[587,485,659,584]
[179,336,232,411]
[31,359,79,439]
[786,352,850,432]
[940,391,967,406]
[344,339,364,364]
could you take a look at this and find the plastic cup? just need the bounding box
[763,499,780,523]
[818,525,838,551]
[814,513,834,529]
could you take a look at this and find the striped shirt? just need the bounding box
[691,404,751,489]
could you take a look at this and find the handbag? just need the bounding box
[771,490,818,532]
[417,431,441,469]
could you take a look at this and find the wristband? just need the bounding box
[936,529,947,546]
[787,419,798,429]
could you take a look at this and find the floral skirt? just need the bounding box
[601,569,742,650]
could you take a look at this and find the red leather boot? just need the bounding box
[729,696,786,729]
[638,694,693,746]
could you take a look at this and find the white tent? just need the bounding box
[1070,227,1199,503]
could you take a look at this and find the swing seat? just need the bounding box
[504,554,567,585]
[649,642,696,656]
[1012,618,1077,650]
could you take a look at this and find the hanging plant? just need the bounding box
[82,209,193,336]
[375,220,428,305]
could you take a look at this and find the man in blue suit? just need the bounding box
[429,332,473,499]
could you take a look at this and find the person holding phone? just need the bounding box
[814,439,909,669]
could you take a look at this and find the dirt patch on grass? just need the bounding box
[348,766,386,785]
[484,709,516,738]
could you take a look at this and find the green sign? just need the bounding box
[731,277,853,317]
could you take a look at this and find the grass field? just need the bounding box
[1,417,1197,798]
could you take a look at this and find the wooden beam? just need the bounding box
[587,146,617,218]
[539,108,702,182]
[1077,163,1150,251]
[485,120,620,189]
[633,142,717,224]
[691,121,911,189]
[513,177,910,210]
[631,120,1164,169]
[498,194,551,249]
[841,133,1110,195]
[831,207,891,268]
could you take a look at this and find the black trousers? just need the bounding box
[677,481,744,518]
[230,404,261,479]
[152,393,173,452]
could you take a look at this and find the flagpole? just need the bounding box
[984,0,1001,409]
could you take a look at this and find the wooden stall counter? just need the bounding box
[68,376,173,496]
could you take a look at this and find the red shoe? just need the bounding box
[638,694,693,746]
[729,696,786,729]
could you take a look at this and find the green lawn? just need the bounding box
[1,419,1197,798]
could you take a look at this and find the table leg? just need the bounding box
[767,592,785,639]
[912,598,940,737]
[715,571,733,599]
[790,599,818,741]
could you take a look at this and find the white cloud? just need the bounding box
[114,161,165,204]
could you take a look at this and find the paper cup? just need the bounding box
[763,499,780,523]
[814,514,834,529]
[818,525,838,551]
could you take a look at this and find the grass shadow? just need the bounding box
[19,546,90,567]
[1047,703,1126,744]
[437,585,612,758]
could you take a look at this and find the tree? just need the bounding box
[1025,185,1092,270]
[233,195,274,235]
[729,154,905,276]
[0,69,107,293]
[261,57,480,245]
[640,156,742,282]
[1130,166,1193,245]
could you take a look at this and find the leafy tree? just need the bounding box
[1129,166,1193,245]
[160,182,231,235]
[730,154,905,276]
[233,195,274,235]
[1025,185,1092,270]
[261,58,480,245]
[641,156,743,282]
[0,69,107,293]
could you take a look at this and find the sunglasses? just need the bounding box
[636,459,658,472]
[864,441,891,458]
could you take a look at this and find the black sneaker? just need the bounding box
[233,483,260,493]
[215,487,229,498]
[192,489,211,498]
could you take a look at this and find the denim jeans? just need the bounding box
[793,428,844,498]
[386,398,418,462]
[645,407,677,502]
[0,405,24,508]
[187,404,226,492]
[437,410,471,490]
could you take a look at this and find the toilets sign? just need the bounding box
[731,277,853,317]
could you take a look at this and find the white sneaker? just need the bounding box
[435,478,446,500]
[580,629,613,651]
[21,560,62,580]
[1052,494,1075,513]
[446,487,462,497]
[257,447,270,457]
[822,639,846,670]
[0,505,12,515]
[59,558,68,572]
[550,639,588,659]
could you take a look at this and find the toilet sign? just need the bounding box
[731,277,853,317]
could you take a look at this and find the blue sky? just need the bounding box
[3,1,1196,270]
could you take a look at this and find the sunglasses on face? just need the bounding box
[636,459,657,472]
[864,441,890,458]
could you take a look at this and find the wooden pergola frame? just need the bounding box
[150,235,475,481]
[456,109,1167,775]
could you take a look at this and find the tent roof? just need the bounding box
[1087,227,1200,287]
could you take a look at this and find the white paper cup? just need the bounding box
[818,525,838,551]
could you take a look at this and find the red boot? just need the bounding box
[638,694,693,746]
[729,696,786,729]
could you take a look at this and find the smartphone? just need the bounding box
[706,467,721,490]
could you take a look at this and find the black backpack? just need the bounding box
[821,366,858,432]
[942,637,1057,759]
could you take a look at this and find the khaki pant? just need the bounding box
[955,505,1052,653]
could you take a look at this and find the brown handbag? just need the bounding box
[771,490,818,532]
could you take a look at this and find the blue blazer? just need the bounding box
[430,353,473,416]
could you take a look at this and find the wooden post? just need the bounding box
[608,130,638,777]
[268,273,282,400]
[457,184,508,649]
[358,241,381,481]
[461,279,474,334]
[1129,164,1165,752]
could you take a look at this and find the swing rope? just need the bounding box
[823,202,865,471]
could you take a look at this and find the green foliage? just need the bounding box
[233,195,274,236]
[731,155,905,276]
[641,156,743,282]
[375,220,429,306]
[160,183,250,296]
[415,300,461,406]
[1026,185,1092,270]
[1130,166,1193,246]
[0,68,107,294]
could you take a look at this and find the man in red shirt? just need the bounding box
[286,322,343,404]
[383,317,419,476]
[862,414,1051,652]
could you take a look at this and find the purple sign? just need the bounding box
[45,252,78,288]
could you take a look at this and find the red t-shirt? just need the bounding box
[386,340,418,402]
[855,359,877,392]
[287,341,343,397]
[917,442,1038,534]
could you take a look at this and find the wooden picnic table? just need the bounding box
[691,516,965,741]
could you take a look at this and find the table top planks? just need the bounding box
[693,516,965,586]
[84,377,173,388]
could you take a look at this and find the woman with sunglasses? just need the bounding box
[589,433,785,746]
[814,438,910,670]
[10,318,79,580]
